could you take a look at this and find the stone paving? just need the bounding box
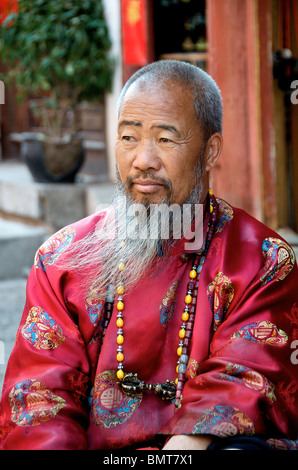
[0,278,27,394]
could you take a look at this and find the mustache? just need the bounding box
[123,171,173,197]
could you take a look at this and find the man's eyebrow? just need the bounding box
[152,124,181,136]
[118,120,142,128]
[118,121,181,137]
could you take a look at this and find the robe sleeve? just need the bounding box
[0,246,91,450]
[160,238,298,445]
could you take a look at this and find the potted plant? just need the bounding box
[0,0,114,183]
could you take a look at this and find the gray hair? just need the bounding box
[117,59,223,141]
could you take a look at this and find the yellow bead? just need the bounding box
[177,346,182,356]
[117,301,124,311]
[117,369,124,380]
[117,285,125,295]
[176,365,179,374]
[185,294,192,304]
[209,188,214,196]
[116,318,123,328]
[118,262,125,271]
[117,335,124,345]
[189,269,197,279]
[117,352,124,362]
[175,377,178,385]
[210,204,214,213]
[182,311,189,322]
[179,329,186,339]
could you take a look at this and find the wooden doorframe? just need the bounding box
[207,0,277,227]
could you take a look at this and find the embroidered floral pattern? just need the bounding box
[185,358,200,379]
[35,226,76,270]
[266,438,298,450]
[159,280,179,328]
[91,370,142,428]
[22,306,65,350]
[0,416,14,443]
[276,380,298,411]
[68,371,89,406]
[85,279,106,325]
[9,379,66,426]
[215,199,234,233]
[260,237,295,285]
[231,320,288,346]
[220,363,276,403]
[207,272,234,330]
[193,405,255,437]
[285,303,298,337]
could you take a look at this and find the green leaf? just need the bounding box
[0,0,114,107]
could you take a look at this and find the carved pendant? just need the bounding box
[119,373,145,395]
[153,380,177,400]
[118,373,176,401]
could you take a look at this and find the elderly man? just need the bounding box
[1,60,298,451]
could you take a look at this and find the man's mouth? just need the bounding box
[132,178,165,194]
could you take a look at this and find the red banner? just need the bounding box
[0,0,18,24]
[121,0,148,66]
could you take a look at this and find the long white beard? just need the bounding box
[62,158,205,298]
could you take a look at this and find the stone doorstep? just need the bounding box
[0,162,115,231]
[0,179,87,231]
[0,218,48,280]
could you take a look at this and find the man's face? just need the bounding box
[115,81,206,206]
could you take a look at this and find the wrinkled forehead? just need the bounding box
[119,77,194,115]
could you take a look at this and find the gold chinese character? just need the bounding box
[126,0,141,26]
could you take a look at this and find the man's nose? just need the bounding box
[132,140,162,172]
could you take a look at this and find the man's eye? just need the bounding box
[160,137,172,143]
[122,136,134,141]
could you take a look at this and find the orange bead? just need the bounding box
[181,311,189,322]
[189,270,197,279]
[179,329,186,339]
[116,369,124,380]
[117,352,124,362]
[185,294,192,304]
[116,318,123,328]
[117,285,125,295]
[118,262,125,271]
[117,301,124,311]
[117,335,124,345]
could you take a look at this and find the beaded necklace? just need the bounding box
[101,189,217,410]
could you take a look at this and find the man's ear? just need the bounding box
[204,133,223,172]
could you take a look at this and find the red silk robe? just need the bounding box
[1,198,298,450]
